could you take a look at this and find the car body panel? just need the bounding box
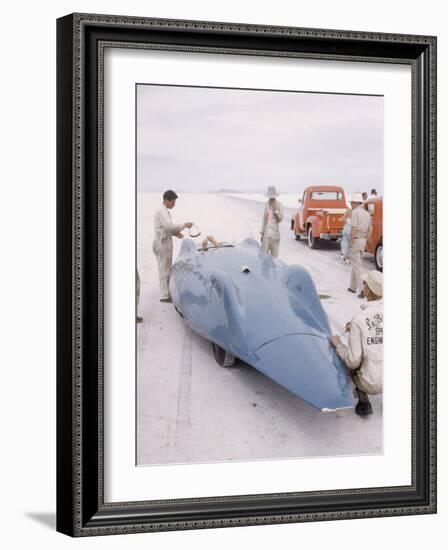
[365,196,383,254]
[169,238,354,411]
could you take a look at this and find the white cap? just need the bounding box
[265,185,279,198]
[364,270,383,297]
[350,192,364,203]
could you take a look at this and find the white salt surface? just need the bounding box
[223,192,302,210]
[137,193,381,465]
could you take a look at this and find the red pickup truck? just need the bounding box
[365,196,383,272]
[291,186,348,249]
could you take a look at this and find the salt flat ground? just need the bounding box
[137,193,382,465]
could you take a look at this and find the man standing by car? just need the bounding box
[347,192,372,297]
[153,190,193,302]
[330,270,383,417]
[260,186,284,258]
[136,269,143,323]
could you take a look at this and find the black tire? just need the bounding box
[307,226,319,249]
[375,240,383,272]
[212,343,236,367]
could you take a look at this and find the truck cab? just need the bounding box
[292,186,348,249]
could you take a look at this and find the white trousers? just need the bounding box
[261,236,280,258]
[349,237,366,292]
[136,269,140,306]
[153,242,173,299]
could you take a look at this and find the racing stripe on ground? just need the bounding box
[174,326,193,450]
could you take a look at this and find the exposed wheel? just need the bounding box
[307,226,319,249]
[212,343,236,367]
[375,240,383,272]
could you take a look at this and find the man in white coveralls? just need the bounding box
[347,192,372,297]
[330,270,383,417]
[153,190,193,303]
[260,185,284,258]
[136,269,143,323]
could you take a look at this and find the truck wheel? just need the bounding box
[307,227,319,249]
[375,240,383,272]
[212,343,236,367]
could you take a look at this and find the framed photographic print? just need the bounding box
[56,13,437,536]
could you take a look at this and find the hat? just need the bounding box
[350,192,364,203]
[265,186,280,198]
[363,270,383,297]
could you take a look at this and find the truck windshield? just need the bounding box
[310,191,343,200]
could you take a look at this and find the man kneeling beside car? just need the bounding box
[330,270,383,417]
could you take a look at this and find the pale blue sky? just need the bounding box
[137,84,383,196]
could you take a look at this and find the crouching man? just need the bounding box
[330,270,383,417]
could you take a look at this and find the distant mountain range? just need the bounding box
[214,188,245,194]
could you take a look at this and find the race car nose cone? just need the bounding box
[253,334,355,411]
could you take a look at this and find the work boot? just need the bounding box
[354,388,372,416]
[355,400,373,416]
[347,288,356,293]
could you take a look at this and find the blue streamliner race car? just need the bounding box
[169,238,354,412]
